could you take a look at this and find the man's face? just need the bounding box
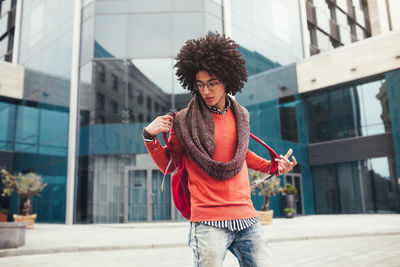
[195,70,227,110]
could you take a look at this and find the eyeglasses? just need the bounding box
[194,80,219,91]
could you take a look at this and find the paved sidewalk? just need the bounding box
[1,214,399,259]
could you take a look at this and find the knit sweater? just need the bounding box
[145,108,271,222]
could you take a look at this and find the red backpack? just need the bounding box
[161,131,279,220]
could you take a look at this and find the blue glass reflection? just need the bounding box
[304,77,389,143]
[385,69,400,179]
[5,100,69,223]
[0,102,16,151]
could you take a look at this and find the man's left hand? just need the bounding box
[275,148,297,175]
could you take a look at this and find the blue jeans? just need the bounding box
[188,222,273,267]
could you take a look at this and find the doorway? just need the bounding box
[283,173,304,215]
[124,167,173,222]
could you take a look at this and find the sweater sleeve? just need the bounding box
[245,149,271,173]
[144,124,185,174]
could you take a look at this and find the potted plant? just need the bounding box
[284,208,295,218]
[283,183,297,212]
[0,169,47,229]
[249,171,283,225]
[0,208,8,222]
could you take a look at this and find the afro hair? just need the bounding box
[174,34,248,96]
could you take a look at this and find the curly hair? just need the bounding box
[174,34,248,96]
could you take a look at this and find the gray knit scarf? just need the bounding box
[173,94,250,180]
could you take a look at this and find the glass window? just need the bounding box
[82,0,94,7]
[279,95,298,142]
[312,157,398,214]
[172,0,204,11]
[312,164,340,214]
[0,13,7,37]
[111,74,118,91]
[348,18,357,37]
[205,0,222,18]
[96,0,126,13]
[128,84,133,98]
[130,58,173,94]
[0,102,16,150]
[128,13,172,58]
[38,108,69,145]
[305,78,389,143]
[97,63,106,83]
[82,2,94,21]
[146,96,152,112]
[173,12,204,55]
[80,17,94,65]
[92,60,125,124]
[308,22,317,46]
[95,15,127,58]
[96,93,105,111]
[357,80,387,135]
[110,99,118,114]
[205,13,223,36]
[78,63,93,127]
[0,35,8,56]
[316,30,331,52]
[15,105,39,151]
[328,3,337,21]
[128,0,171,12]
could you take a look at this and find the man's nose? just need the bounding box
[202,85,212,94]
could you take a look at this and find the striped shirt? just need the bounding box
[200,216,259,232]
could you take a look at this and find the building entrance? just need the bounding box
[124,167,172,222]
[283,173,304,215]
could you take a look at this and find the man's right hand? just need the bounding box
[144,114,174,136]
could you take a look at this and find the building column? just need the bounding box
[12,0,23,64]
[65,0,82,225]
[222,0,232,37]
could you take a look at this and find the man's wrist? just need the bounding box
[143,128,156,142]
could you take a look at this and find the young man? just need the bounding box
[143,34,296,267]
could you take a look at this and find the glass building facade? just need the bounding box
[0,0,74,222]
[306,70,400,214]
[0,0,399,223]
[75,0,224,223]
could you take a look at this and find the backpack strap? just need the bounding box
[160,113,176,193]
[249,133,279,175]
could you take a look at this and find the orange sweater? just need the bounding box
[145,109,271,221]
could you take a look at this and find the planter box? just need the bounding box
[259,210,274,225]
[0,222,28,249]
[0,213,7,222]
[13,214,37,229]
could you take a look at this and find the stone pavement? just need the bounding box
[0,214,399,266]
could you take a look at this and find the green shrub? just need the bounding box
[284,208,295,214]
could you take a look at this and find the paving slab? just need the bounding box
[0,214,399,258]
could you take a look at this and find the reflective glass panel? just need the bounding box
[172,0,204,11]
[0,102,16,150]
[173,12,204,55]
[128,0,171,12]
[95,15,127,58]
[152,170,171,220]
[305,77,389,143]
[92,60,125,124]
[81,17,94,64]
[312,157,398,214]
[96,0,126,13]
[128,14,172,58]
[127,60,172,122]
[130,58,173,94]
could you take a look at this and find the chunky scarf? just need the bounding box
[173,95,250,180]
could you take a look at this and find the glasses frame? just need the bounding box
[194,79,220,92]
